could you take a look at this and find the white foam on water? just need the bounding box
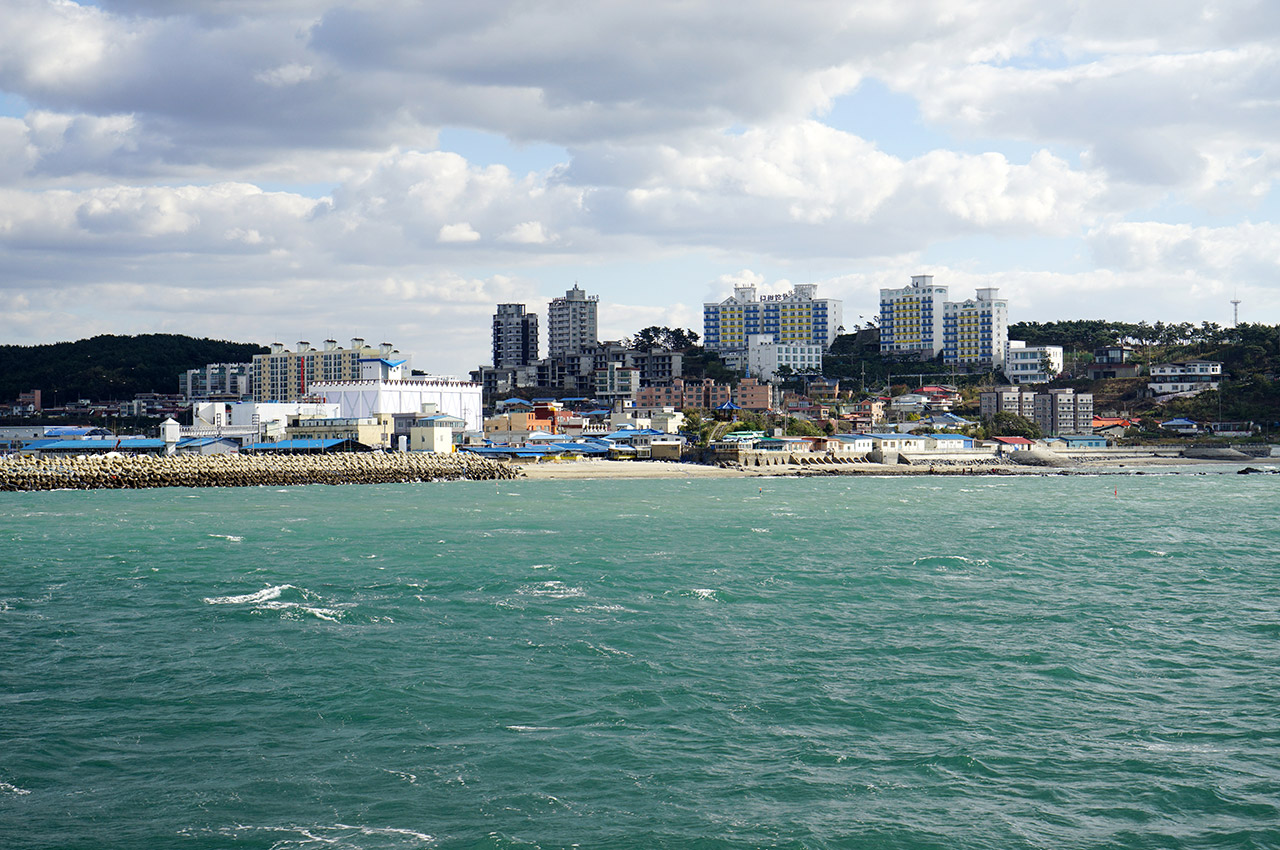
[506,725,558,732]
[207,534,243,542]
[259,601,343,622]
[204,584,294,605]
[207,824,434,847]
[521,580,584,599]
[383,769,418,784]
[691,588,718,600]
[750,527,770,533]
[0,781,30,795]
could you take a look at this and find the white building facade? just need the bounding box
[1005,341,1064,384]
[1148,361,1222,394]
[308,378,484,432]
[745,334,825,382]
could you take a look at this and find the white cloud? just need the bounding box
[437,222,480,243]
[1,0,1279,372]
[500,221,551,244]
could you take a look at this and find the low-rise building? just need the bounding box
[409,414,466,453]
[1148,361,1222,395]
[1005,341,1063,384]
[1089,346,1141,380]
[285,416,389,448]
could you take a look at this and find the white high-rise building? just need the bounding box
[878,275,948,358]
[880,276,1009,368]
[547,285,599,356]
[942,287,1009,368]
[703,283,842,356]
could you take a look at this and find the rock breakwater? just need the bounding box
[0,452,519,491]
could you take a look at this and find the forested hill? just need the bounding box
[0,334,268,403]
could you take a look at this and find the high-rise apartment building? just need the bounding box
[880,275,1008,368]
[703,283,842,355]
[492,304,539,368]
[252,338,401,402]
[879,275,947,358]
[180,362,253,400]
[547,285,599,356]
[942,287,1008,368]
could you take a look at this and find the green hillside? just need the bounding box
[0,334,268,403]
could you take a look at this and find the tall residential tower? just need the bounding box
[492,304,539,368]
[547,285,599,356]
[703,283,842,355]
[879,275,1008,369]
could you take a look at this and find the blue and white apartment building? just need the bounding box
[880,275,1009,369]
[703,283,842,360]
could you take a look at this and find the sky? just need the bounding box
[2,0,1278,377]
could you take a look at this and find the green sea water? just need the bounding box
[2,473,1279,849]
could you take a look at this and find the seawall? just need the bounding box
[0,452,519,491]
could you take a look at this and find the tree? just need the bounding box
[989,411,1042,439]
[628,326,700,351]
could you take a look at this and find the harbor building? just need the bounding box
[879,276,1009,368]
[309,357,484,434]
[703,283,842,357]
[493,304,539,368]
[547,285,599,356]
[252,339,403,402]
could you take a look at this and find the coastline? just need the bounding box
[514,455,1280,480]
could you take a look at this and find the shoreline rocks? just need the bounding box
[0,452,518,491]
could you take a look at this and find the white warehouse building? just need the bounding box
[309,358,483,432]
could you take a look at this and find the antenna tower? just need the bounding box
[1231,296,1241,327]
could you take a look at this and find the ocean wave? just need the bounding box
[204,584,294,605]
[197,824,433,848]
[206,533,243,542]
[203,584,346,622]
[0,781,30,796]
[519,581,584,599]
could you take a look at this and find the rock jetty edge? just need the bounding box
[0,452,519,491]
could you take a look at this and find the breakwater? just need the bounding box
[0,451,519,491]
